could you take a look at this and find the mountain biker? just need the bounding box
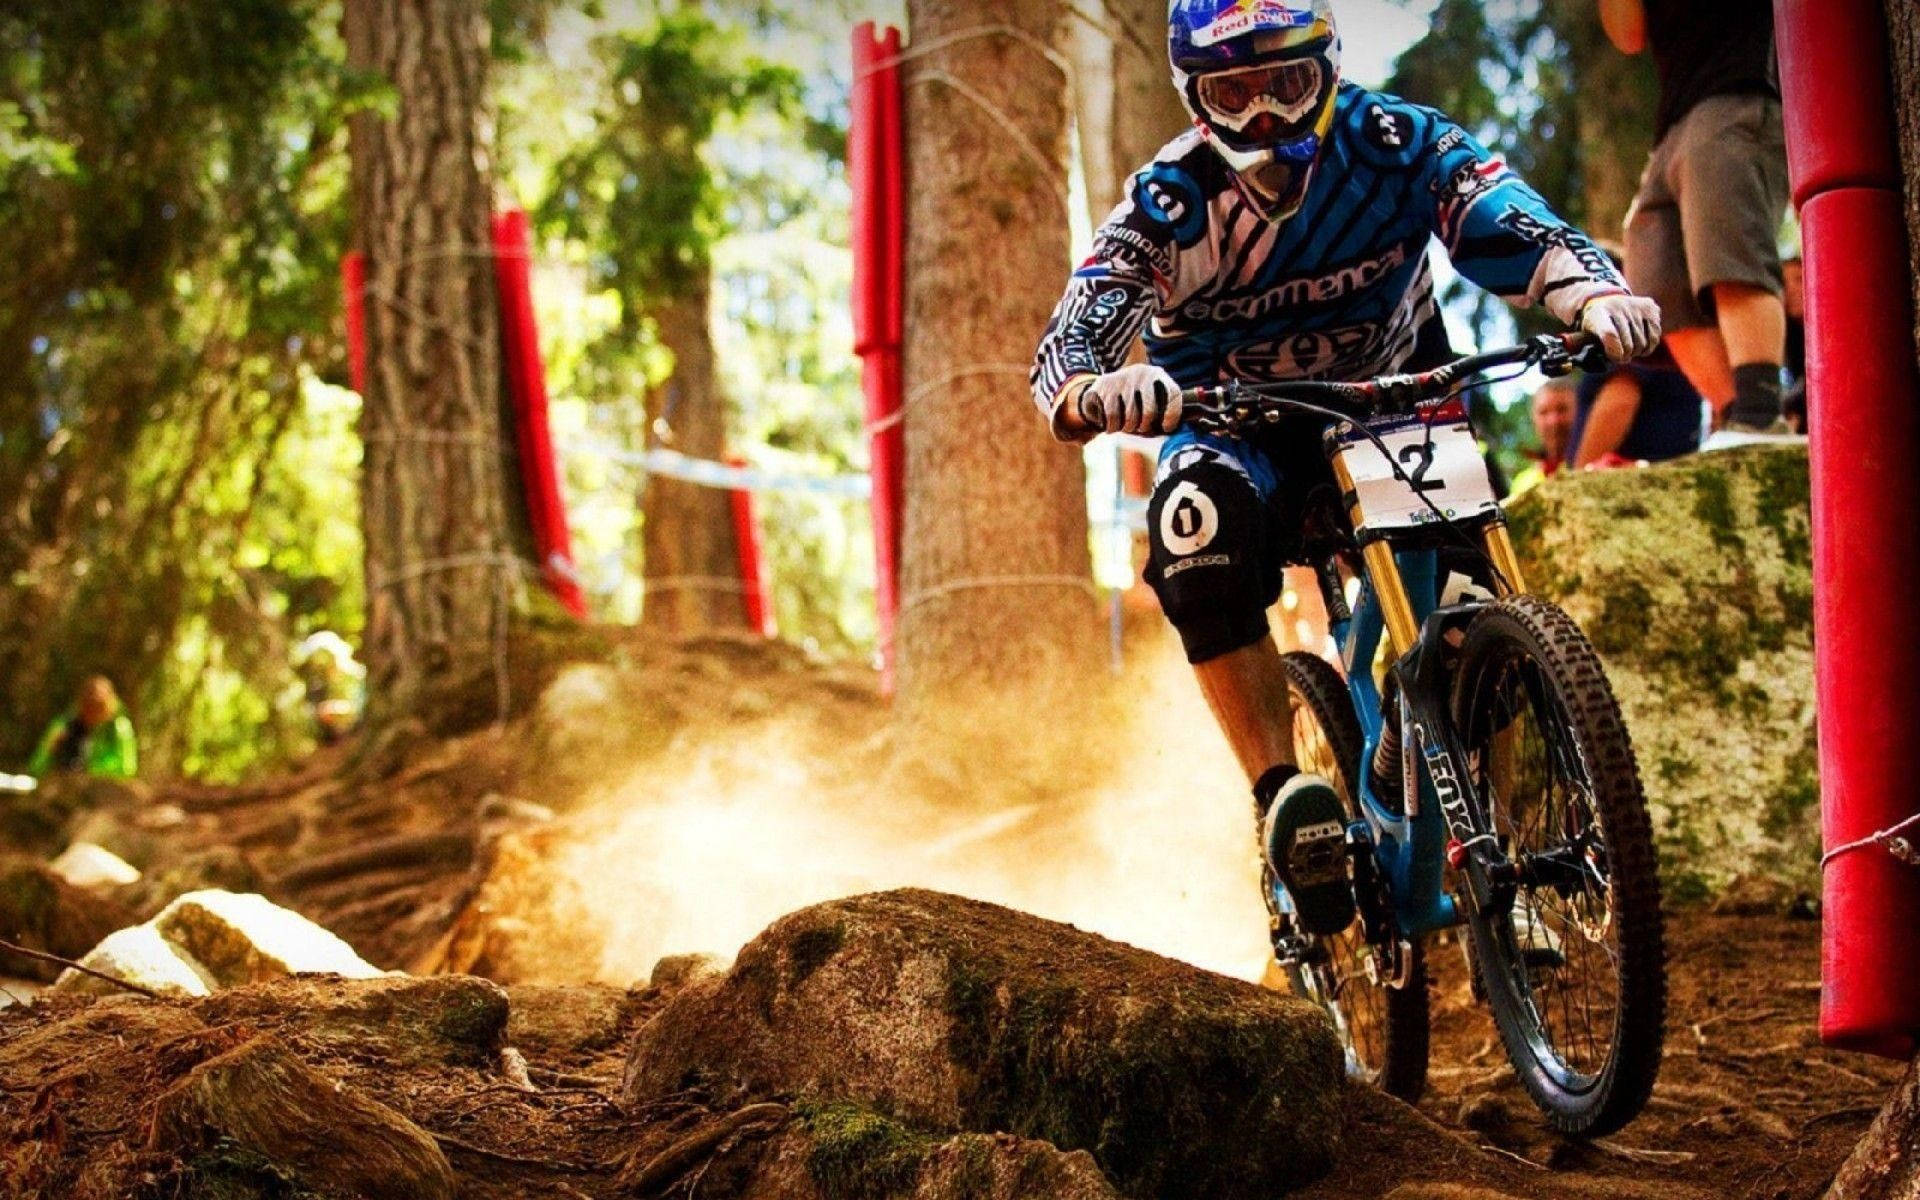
[1029,0,1661,937]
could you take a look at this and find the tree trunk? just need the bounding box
[640,280,748,639]
[1106,0,1192,207]
[344,0,510,719]
[1825,1057,1920,1200]
[898,0,1100,716]
[1889,0,1920,366]
[1070,0,1191,220]
[1068,13,1118,223]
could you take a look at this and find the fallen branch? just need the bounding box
[1476,1143,1547,1172]
[1591,1140,1698,1166]
[0,937,162,1000]
[528,1066,609,1089]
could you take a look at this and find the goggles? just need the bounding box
[1193,50,1331,148]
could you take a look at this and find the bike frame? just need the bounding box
[1320,445,1531,939]
[1191,333,1598,946]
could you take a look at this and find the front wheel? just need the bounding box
[1451,596,1665,1136]
[1275,651,1428,1103]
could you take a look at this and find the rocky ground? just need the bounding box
[0,888,1906,1200]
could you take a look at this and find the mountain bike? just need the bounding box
[1183,333,1665,1136]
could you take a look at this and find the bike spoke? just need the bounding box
[1466,651,1625,1083]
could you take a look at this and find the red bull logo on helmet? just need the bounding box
[1189,0,1319,48]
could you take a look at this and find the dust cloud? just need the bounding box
[545,638,1276,985]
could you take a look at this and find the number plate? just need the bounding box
[1334,415,1499,534]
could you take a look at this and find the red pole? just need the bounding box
[853,23,906,694]
[491,209,588,619]
[727,456,776,638]
[1777,0,1920,1058]
[341,251,368,396]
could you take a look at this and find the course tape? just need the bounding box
[570,441,873,500]
[565,439,1150,531]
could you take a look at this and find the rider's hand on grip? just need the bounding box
[1579,293,1663,363]
[1073,364,1185,436]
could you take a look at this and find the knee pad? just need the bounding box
[1146,455,1280,664]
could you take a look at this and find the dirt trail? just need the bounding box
[2,635,1900,1198]
[1404,912,1904,1200]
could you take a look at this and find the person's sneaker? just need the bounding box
[1263,774,1356,937]
[1702,420,1802,452]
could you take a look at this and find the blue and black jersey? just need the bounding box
[1031,83,1627,433]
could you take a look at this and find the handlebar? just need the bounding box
[1179,332,1610,436]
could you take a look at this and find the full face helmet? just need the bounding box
[1169,0,1341,220]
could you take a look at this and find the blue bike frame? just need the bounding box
[1333,548,1460,936]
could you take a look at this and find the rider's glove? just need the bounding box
[1058,364,1184,438]
[1579,293,1663,363]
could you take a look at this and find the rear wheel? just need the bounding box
[1275,651,1429,1103]
[1451,596,1665,1136]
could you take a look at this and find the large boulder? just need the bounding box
[622,889,1344,1200]
[0,854,134,981]
[1509,445,1817,897]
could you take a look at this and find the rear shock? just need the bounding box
[1370,703,1404,813]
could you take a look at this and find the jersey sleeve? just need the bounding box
[1030,180,1183,440]
[1422,118,1628,326]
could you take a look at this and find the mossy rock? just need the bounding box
[622,889,1343,1200]
[734,1102,1123,1200]
[1508,444,1818,895]
[196,974,509,1069]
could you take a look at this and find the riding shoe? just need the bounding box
[1263,774,1357,937]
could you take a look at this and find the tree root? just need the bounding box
[617,1102,790,1195]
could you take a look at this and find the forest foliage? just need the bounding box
[0,0,1648,779]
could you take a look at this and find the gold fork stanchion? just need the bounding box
[1330,452,1421,653]
[1482,522,1528,596]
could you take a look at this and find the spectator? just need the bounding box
[296,631,365,746]
[1510,378,1578,495]
[1602,0,1791,434]
[28,676,138,780]
[1568,348,1705,468]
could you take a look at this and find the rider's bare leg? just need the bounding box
[1202,634,1357,934]
[1194,637,1295,785]
[1666,283,1786,427]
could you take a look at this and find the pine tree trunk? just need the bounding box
[897,0,1099,716]
[1070,0,1191,219]
[1068,14,1118,222]
[640,281,747,638]
[1106,0,1192,204]
[1889,0,1920,366]
[345,0,511,719]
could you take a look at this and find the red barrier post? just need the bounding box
[727,456,776,638]
[1777,0,1920,1058]
[853,23,906,694]
[341,251,368,396]
[491,209,588,619]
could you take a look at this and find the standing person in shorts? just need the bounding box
[1601,0,1790,434]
